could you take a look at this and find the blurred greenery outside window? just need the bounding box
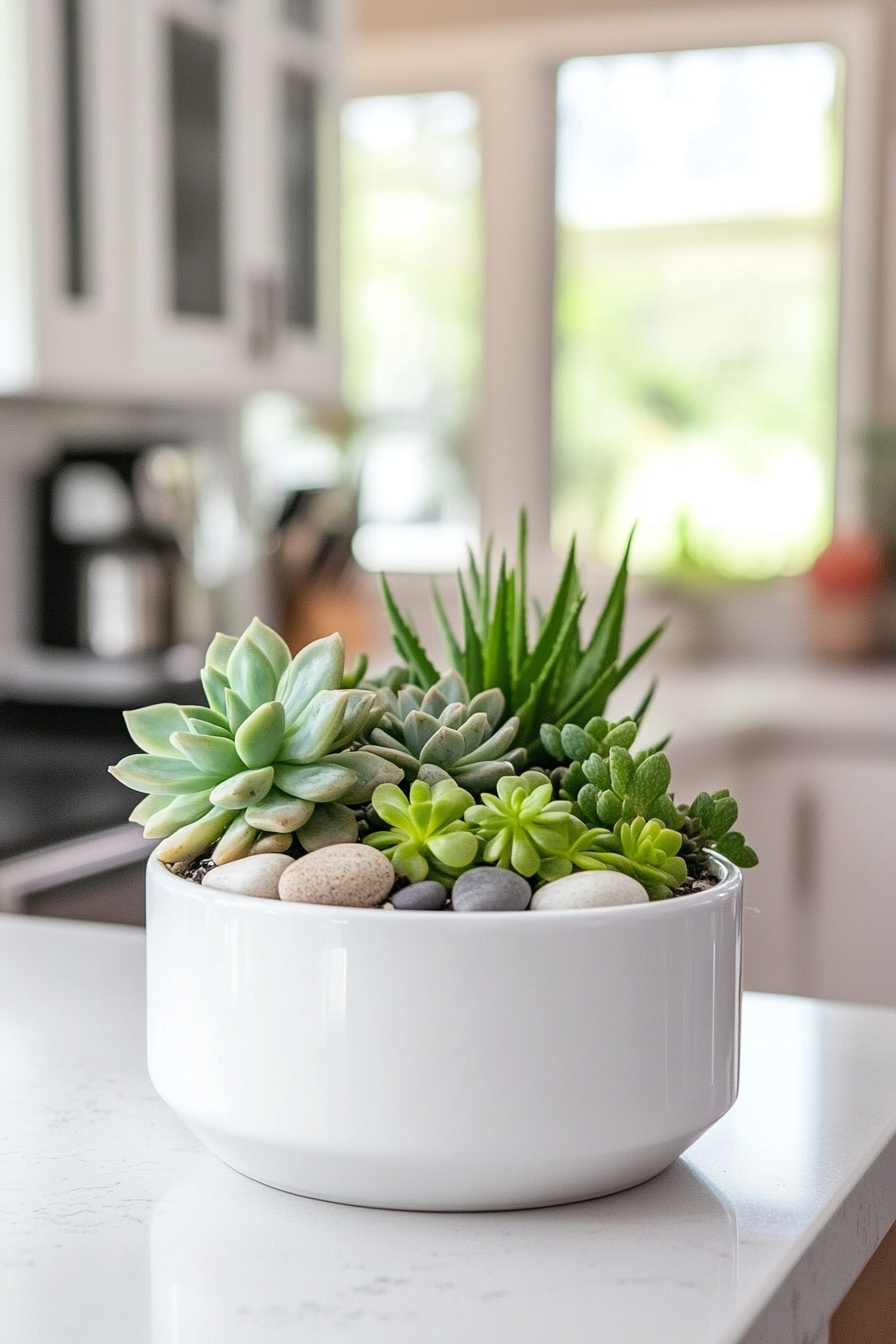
[553,43,843,581]
[340,92,482,572]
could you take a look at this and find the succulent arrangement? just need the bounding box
[112,516,757,911]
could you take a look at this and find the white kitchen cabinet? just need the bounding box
[735,743,896,1008]
[0,0,343,402]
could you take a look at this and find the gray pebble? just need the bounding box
[392,880,448,911]
[451,867,531,912]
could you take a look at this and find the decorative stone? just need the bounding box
[530,870,648,910]
[392,880,448,911]
[451,867,531,912]
[278,844,394,907]
[202,853,293,901]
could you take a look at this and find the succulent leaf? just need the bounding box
[110,754,219,794]
[235,701,286,769]
[227,635,278,710]
[209,767,275,808]
[244,788,313,833]
[225,688,252,733]
[157,807,232,864]
[273,762,358,802]
[205,632,238,675]
[123,704,188,758]
[170,732,242,778]
[212,814,257,865]
[142,791,214,839]
[280,690,349,762]
[296,803,358,850]
[323,750,404,804]
[244,616,291,682]
[277,632,345,721]
[200,666,229,718]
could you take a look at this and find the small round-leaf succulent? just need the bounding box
[676,790,758,869]
[364,779,479,885]
[111,619,403,865]
[592,817,688,899]
[362,671,526,794]
[464,771,576,879]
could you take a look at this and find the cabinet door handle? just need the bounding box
[793,789,818,905]
[247,272,280,358]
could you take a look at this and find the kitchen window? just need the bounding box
[341,91,482,572]
[351,3,880,568]
[553,43,843,580]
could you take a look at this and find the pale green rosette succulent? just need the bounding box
[364,779,479,885]
[362,671,525,795]
[110,618,402,865]
[464,771,576,880]
[538,816,687,898]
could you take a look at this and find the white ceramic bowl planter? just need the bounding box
[146,850,742,1212]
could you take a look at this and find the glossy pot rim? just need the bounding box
[148,847,741,924]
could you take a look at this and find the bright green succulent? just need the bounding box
[361,671,525,795]
[380,513,665,760]
[364,779,479,885]
[534,814,687,897]
[110,618,402,866]
[594,817,688,899]
[464,771,577,880]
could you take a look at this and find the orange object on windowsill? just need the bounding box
[807,534,886,657]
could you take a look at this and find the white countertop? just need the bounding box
[3,915,896,1344]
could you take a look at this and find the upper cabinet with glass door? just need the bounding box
[0,0,344,402]
[0,0,131,397]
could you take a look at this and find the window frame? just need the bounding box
[350,3,883,566]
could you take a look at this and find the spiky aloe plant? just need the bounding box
[361,670,525,794]
[110,619,402,865]
[380,513,665,761]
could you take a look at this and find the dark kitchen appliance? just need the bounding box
[36,443,179,658]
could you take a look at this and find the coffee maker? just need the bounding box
[36,443,180,660]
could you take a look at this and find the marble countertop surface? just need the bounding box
[3,914,896,1344]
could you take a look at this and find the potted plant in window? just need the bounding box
[112,518,755,1211]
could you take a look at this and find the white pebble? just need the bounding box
[202,853,293,901]
[530,870,648,910]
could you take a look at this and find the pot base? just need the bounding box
[181,1115,708,1211]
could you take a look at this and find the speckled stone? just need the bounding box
[278,844,394,907]
[392,880,448,911]
[201,854,293,901]
[451,867,531,912]
[530,870,648,910]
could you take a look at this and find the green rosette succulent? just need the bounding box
[364,779,479,885]
[110,618,402,866]
[362,671,525,794]
[464,771,576,880]
[538,816,687,898]
[592,817,687,898]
